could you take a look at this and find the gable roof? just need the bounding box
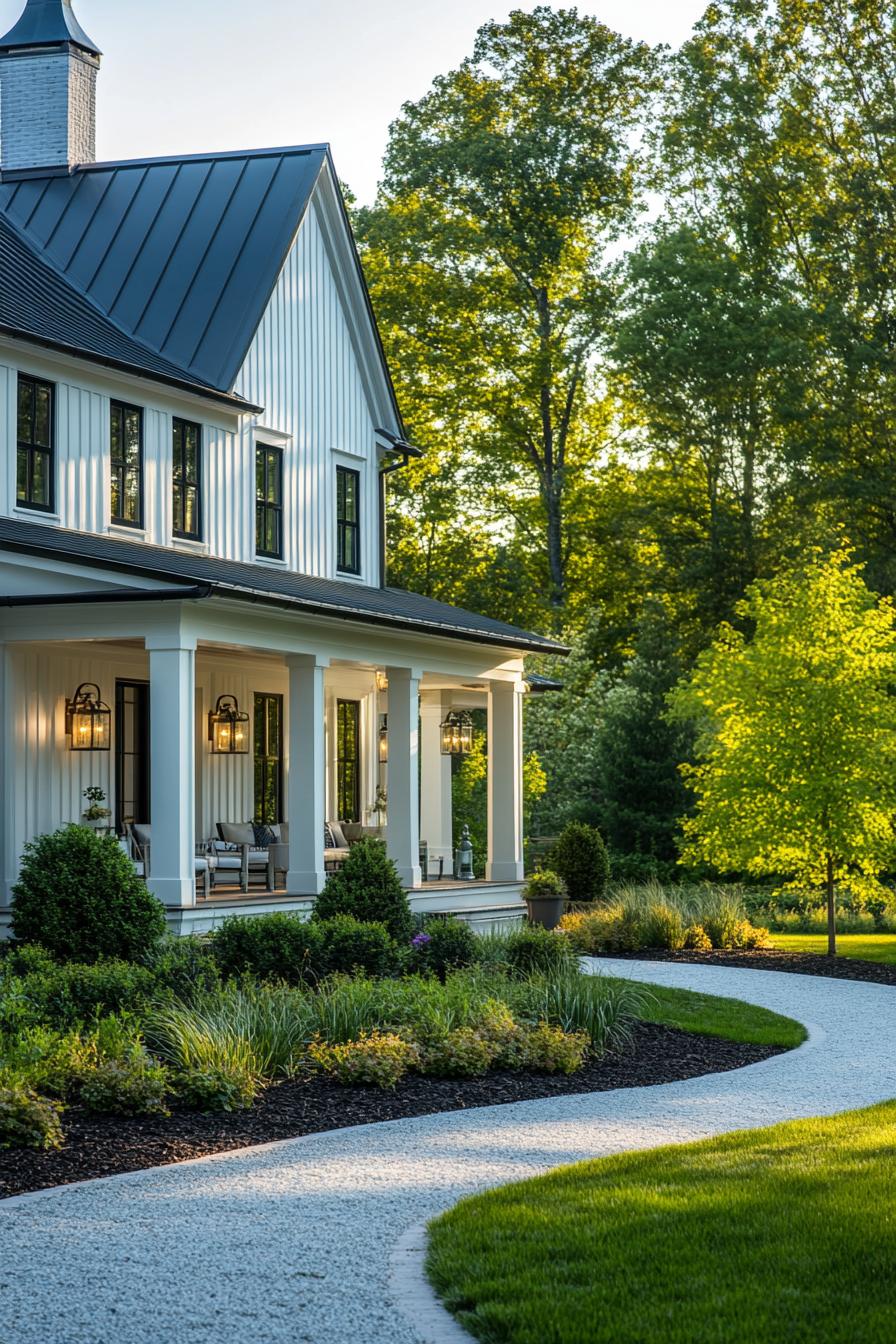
[0,517,567,656]
[0,144,360,408]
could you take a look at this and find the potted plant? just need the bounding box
[368,786,388,832]
[523,869,567,931]
[81,786,112,833]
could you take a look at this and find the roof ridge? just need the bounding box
[77,144,331,173]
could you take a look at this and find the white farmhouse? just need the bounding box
[0,0,562,934]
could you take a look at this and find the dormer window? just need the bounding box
[336,465,361,575]
[173,418,202,540]
[110,401,143,527]
[256,444,283,559]
[16,374,54,512]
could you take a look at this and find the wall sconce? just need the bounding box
[376,671,389,693]
[208,694,250,754]
[65,683,112,752]
[441,709,474,756]
[378,714,389,764]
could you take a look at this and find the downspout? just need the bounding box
[376,430,424,589]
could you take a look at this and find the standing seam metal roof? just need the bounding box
[0,146,328,395]
[0,0,101,55]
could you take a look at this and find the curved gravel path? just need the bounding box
[2,959,895,1344]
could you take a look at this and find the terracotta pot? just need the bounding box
[525,895,565,931]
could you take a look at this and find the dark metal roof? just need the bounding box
[0,213,254,409]
[0,517,567,655]
[0,146,327,394]
[0,0,100,55]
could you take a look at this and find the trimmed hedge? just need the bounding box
[312,839,414,942]
[11,826,166,963]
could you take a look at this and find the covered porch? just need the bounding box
[0,595,529,935]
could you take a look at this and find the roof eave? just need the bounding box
[0,325,262,414]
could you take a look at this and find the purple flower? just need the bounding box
[411,932,432,948]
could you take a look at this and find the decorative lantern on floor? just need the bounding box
[378,714,389,764]
[208,694,250,754]
[440,709,474,756]
[65,683,111,751]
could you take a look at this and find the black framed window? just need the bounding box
[110,401,143,527]
[254,692,283,824]
[256,444,283,559]
[173,418,202,540]
[336,699,361,822]
[336,465,361,574]
[16,374,54,511]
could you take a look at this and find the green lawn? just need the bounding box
[770,933,896,964]
[626,979,806,1048]
[427,1102,896,1344]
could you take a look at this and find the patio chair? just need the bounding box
[214,823,276,892]
[126,824,212,898]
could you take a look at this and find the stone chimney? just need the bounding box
[0,0,101,175]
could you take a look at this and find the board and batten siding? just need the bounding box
[234,200,381,584]
[3,643,379,886]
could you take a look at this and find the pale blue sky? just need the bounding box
[2,0,708,201]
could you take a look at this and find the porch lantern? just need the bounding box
[378,714,389,764]
[65,683,111,752]
[440,709,474,756]
[208,694,250,754]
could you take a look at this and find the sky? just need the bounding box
[0,0,708,202]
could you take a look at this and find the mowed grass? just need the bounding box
[625,979,806,1048]
[427,1102,896,1344]
[770,933,896,965]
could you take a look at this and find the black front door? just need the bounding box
[116,680,150,833]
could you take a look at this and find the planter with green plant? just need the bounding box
[523,871,567,930]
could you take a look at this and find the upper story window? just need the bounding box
[110,401,143,528]
[336,465,361,575]
[256,444,284,560]
[172,418,202,540]
[16,374,54,512]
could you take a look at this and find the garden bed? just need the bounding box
[0,1021,783,1199]
[594,947,896,986]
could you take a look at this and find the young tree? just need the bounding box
[671,549,896,954]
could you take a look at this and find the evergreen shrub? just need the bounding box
[11,826,166,963]
[312,839,414,942]
[549,822,610,902]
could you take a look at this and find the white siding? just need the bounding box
[234,202,381,583]
[4,643,379,879]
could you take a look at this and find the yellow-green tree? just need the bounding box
[671,548,896,955]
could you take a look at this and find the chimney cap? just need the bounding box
[0,0,101,57]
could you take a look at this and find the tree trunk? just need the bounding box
[825,853,836,957]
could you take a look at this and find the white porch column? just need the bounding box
[419,693,453,873]
[386,665,421,888]
[286,654,328,895]
[146,632,196,909]
[487,679,525,883]
[0,645,15,910]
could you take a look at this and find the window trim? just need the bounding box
[256,442,284,561]
[109,400,144,530]
[253,691,284,825]
[336,464,362,576]
[16,374,55,514]
[172,417,203,542]
[336,698,361,823]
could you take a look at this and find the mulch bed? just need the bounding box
[596,947,896,987]
[0,1021,781,1199]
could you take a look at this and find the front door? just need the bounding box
[116,680,150,833]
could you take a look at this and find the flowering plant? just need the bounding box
[411,931,432,949]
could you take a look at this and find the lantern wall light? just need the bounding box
[65,683,112,752]
[440,709,474,756]
[378,713,389,764]
[208,694,250,754]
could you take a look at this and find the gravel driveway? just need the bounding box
[2,959,894,1344]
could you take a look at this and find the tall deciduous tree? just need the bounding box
[355,7,656,622]
[671,548,896,955]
